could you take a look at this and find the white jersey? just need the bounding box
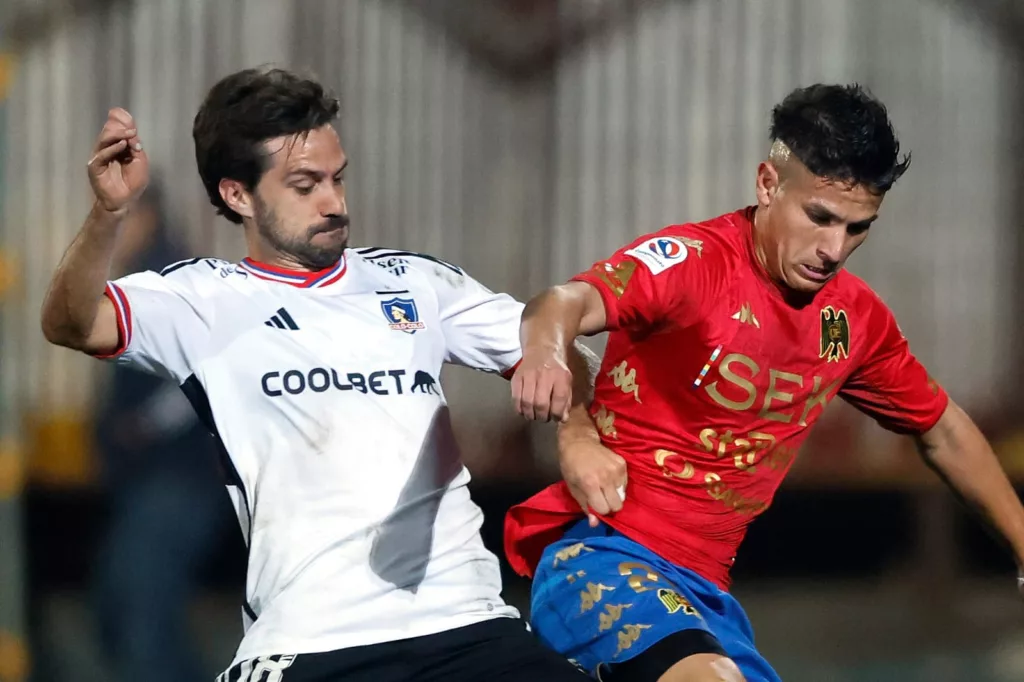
[102,247,523,666]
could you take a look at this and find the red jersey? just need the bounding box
[505,207,948,590]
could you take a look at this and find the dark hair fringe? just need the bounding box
[193,66,340,224]
[770,83,910,193]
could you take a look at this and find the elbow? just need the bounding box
[40,303,85,350]
[524,284,586,321]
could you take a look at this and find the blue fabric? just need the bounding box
[530,521,780,681]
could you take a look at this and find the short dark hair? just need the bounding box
[769,83,910,194]
[193,67,340,223]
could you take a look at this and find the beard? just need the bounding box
[254,196,349,270]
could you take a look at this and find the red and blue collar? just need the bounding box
[238,253,347,288]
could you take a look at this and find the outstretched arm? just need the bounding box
[916,401,1024,594]
[42,108,149,355]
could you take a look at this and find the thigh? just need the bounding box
[707,596,781,682]
[218,647,407,682]
[409,618,588,682]
[530,533,719,678]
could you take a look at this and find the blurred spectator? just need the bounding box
[90,182,232,682]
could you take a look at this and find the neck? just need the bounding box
[750,206,773,277]
[750,206,813,307]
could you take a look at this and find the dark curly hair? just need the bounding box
[769,83,910,194]
[193,67,340,224]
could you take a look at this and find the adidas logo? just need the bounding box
[265,308,300,330]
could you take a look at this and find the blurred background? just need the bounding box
[1,0,1024,680]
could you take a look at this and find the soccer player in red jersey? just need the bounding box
[505,84,1024,681]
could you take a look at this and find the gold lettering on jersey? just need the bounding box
[654,449,695,480]
[698,429,777,474]
[594,404,618,439]
[614,624,653,657]
[731,437,757,473]
[598,604,633,632]
[553,542,594,568]
[702,352,843,428]
[797,376,842,426]
[704,354,758,410]
[593,261,637,299]
[731,302,760,328]
[704,473,767,515]
[580,582,615,613]
[758,370,803,423]
[657,589,700,617]
[820,306,851,362]
[608,361,641,403]
[618,562,663,594]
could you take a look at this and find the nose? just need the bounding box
[321,184,345,217]
[816,227,845,266]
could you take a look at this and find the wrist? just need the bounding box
[90,199,129,224]
[558,419,599,449]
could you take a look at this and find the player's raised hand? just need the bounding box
[560,434,627,527]
[87,108,149,214]
[512,349,574,422]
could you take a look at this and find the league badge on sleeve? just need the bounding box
[625,236,700,275]
[381,297,426,334]
[819,306,850,362]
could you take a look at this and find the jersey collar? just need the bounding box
[238,253,348,288]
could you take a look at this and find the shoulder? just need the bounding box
[623,211,745,287]
[117,256,237,300]
[828,270,893,321]
[352,247,474,292]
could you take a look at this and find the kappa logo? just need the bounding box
[593,260,637,299]
[731,302,759,328]
[380,297,425,334]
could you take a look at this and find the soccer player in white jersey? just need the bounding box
[41,68,592,682]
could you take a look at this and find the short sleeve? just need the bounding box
[100,269,210,383]
[427,261,524,377]
[840,297,949,435]
[570,229,718,334]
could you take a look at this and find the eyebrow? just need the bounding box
[805,202,877,226]
[285,160,348,181]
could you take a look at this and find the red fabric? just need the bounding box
[93,283,132,359]
[505,208,948,589]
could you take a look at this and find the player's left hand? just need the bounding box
[512,349,574,422]
[560,436,628,527]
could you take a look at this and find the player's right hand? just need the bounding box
[512,348,574,422]
[87,108,149,214]
[560,436,628,527]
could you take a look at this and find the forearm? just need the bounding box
[41,202,123,348]
[558,402,601,451]
[919,402,1024,564]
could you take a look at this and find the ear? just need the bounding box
[755,161,780,208]
[219,178,255,220]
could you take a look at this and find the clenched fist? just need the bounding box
[511,349,573,422]
[87,108,149,215]
[560,434,628,527]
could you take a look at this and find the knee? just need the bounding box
[657,653,746,682]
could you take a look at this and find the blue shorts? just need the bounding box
[529,521,780,681]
